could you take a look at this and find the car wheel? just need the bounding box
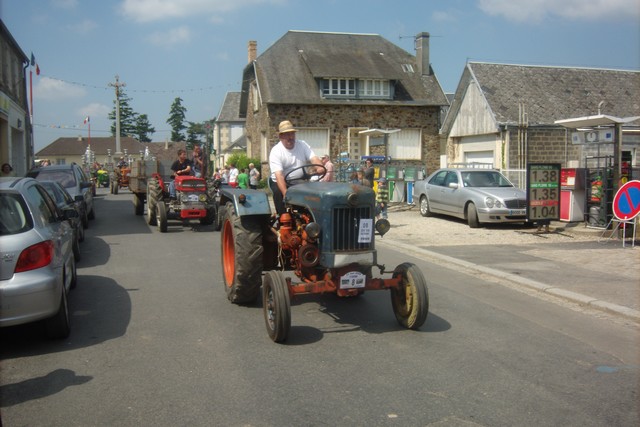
[45,288,70,339]
[390,262,429,330]
[263,270,291,343]
[419,195,433,217]
[467,202,480,228]
[81,209,89,229]
[78,221,85,242]
[221,202,263,304]
[88,205,95,220]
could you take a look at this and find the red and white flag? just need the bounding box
[84,116,90,124]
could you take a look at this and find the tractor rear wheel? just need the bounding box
[263,270,291,343]
[221,202,263,303]
[214,204,225,231]
[146,179,159,226]
[390,262,429,330]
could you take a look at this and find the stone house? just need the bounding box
[238,31,448,180]
[441,62,640,181]
[213,91,246,168]
[0,19,31,176]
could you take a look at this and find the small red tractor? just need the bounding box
[145,173,218,232]
[218,164,429,342]
[109,165,131,194]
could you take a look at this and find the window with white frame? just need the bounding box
[296,128,330,156]
[322,78,355,96]
[359,79,390,97]
[388,129,421,160]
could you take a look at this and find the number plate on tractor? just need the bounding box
[340,271,366,289]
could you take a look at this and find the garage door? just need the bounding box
[464,150,494,167]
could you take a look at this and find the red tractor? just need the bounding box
[145,173,218,232]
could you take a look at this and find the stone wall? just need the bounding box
[507,127,581,167]
[246,101,441,177]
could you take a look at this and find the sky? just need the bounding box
[1,0,639,153]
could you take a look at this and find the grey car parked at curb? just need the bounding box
[0,177,78,339]
[413,167,528,228]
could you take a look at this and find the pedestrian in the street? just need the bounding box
[228,163,239,188]
[1,163,14,177]
[364,158,375,188]
[237,168,249,189]
[249,163,260,189]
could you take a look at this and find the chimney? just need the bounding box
[248,40,257,63]
[415,32,430,76]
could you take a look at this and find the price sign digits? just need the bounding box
[527,163,561,222]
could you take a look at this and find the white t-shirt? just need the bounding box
[228,167,239,183]
[269,140,316,181]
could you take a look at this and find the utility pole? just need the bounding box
[108,75,126,156]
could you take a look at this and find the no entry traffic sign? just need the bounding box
[612,180,640,220]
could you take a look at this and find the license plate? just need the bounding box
[188,194,199,202]
[339,271,366,289]
[509,209,526,215]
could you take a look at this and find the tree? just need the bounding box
[167,97,187,142]
[226,153,260,172]
[135,114,155,143]
[109,91,138,137]
[186,121,206,149]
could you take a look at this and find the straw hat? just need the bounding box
[278,120,297,134]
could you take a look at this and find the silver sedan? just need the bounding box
[413,168,528,228]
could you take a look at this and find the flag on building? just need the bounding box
[84,116,90,124]
[30,52,40,75]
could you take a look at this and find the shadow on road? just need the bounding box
[0,369,92,408]
[0,275,131,358]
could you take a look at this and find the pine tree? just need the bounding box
[109,91,138,137]
[186,121,206,149]
[167,97,187,142]
[135,114,155,143]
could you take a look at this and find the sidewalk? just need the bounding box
[379,204,640,323]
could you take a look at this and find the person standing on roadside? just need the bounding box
[269,120,322,215]
[249,163,260,189]
[237,168,249,189]
[228,163,239,187]
[375,177,389,220]
[364,158,375,188]
[319,154,334,182]
[1,163,14,177]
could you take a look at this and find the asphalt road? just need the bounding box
[1,188,638,426]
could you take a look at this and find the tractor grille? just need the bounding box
[505,199,527,209]
[332,206,373,251]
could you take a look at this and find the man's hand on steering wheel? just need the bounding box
[284,164,327,186]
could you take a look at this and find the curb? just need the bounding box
[377,239,640,323]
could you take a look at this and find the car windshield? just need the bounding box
[462,171,513,188]
[41,182,66,204]
[32,170,77,189]
[0,193,32,235]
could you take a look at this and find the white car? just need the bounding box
[413,168,528,228]
[0,177,78,338]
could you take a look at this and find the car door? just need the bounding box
[425,170,448,212]
[74,166,93,213]
[438,171,463,215]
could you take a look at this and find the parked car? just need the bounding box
[413,167,528,228]
[0,177,78,338]
[40,180,85,262]
[27,163,95,228]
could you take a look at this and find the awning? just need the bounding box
[554,114,640,129]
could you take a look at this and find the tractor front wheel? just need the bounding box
[157,201,168,232]
[221,202,263,304]
[263,270,291,343]
[390,262,429,330]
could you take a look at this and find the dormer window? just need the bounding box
[320,78,392,100]
[322,78,355,96]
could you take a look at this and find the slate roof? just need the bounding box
[217,92,244,122]
[443,62,640,133]
[240,30,448,114]
[36,137,145,157]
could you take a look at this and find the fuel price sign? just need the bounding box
[527,163,561,222]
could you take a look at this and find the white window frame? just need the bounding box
[296,128,330,156]
[388,129,421,160]
[322,78,355,96]
[358,79,390,97]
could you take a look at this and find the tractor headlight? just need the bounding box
[199,194,207,202]
[347,192,359,206]
[305,222,320,239]
[181,194,189,203]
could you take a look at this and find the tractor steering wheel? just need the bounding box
[284,164,327,186]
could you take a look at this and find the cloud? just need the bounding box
[35,77,87,101]
[77,102,111,120]
[119,0,282,23]
[146,26,192,47]
[478,0,640,22]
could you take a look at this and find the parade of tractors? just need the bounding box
[122,157,429,343]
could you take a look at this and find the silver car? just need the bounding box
[0,177,78,338]
[413,168,528,228]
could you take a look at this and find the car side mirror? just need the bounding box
[74,195,84,202]
[63,208,79,219]
[448,182,459,189]
[81,182,93,189]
